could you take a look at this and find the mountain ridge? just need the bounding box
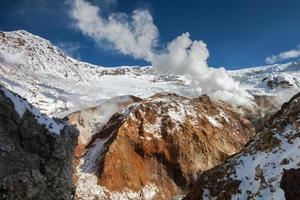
[1,30,300,117]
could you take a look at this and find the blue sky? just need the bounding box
[1,0,300,69]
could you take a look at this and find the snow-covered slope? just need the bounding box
[229,63,300,96]
[0,30,186,116]
[0,30,300,117]
[184,92,300,200]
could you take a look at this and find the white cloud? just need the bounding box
[265,45,300,64]
[70,0,158,61]
[69,0,253,106]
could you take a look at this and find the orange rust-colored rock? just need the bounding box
[76,93,255,199]
[68,95,141,187]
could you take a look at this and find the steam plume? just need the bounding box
[70,0,253,106]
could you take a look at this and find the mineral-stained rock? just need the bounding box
[75,93,255,199]
[0,86,78,200]
[184,92,300,200]
[67,95,141,185]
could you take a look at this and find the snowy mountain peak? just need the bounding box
[0,30,101,80]
[0,30,167,115]
[1,30,300,200]
[0,30,300,117]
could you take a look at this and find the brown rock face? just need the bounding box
[67,95,141,184]
[75,93,255,199]
[280,168,300,200]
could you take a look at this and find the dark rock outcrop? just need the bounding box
[261,75,296,89]
[280,168,300,200]
[0,86,78,200]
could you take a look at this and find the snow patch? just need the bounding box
[206,115,222,128]
[167,103,186,123]
[81,135,112,173]
[143,118,162,140]
[219,109,230,123]
[1,86,64,134]
[203,188,214,200]
[230,124,300,199]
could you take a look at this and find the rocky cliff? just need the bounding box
[74,93,255,199]
[0,86,78,200]
[67,95,142,184]
[184,92,300,200]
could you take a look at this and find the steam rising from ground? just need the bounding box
[271,87,300,107]
[68,95,136,145]
[70,0,253,106]
[151,33,253,105]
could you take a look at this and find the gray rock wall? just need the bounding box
[0,89,78,200]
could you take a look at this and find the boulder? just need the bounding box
[280,168,300,200]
